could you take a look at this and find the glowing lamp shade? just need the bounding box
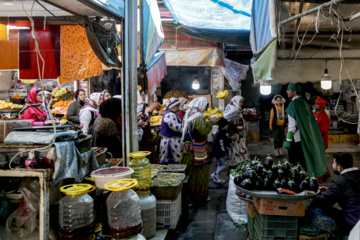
[321,69,332,90]
[260,82,271,95]
[192,78,200,90]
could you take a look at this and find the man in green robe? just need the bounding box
[284,83,327,177]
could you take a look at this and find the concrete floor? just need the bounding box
[168,130,360,240]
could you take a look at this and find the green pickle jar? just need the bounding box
[127,151,152,193]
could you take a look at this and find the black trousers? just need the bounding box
[288,141,306,171]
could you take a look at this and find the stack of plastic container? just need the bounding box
[127,151,152,193]
[59,184,95,240]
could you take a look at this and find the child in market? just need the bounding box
[269,95,286,156]
[211,118,231,184]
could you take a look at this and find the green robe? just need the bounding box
[285,96,327,177]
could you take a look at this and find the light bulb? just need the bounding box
[260,82,271,95]
[192,78,200,90]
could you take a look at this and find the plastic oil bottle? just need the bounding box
[105,179,142,239]
[59,184,95,240]
[127,151,152,193]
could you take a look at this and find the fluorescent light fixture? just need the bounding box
[260,82,271,95]
[192,78,200,90]
[7,26,30,30]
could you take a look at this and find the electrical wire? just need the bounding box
[9,0,58,169]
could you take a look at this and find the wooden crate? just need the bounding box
[328,135,339,143]
[247,132,260,143]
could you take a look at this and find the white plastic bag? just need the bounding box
[349,220,360,240]
[221,59,249,90]
[226,175,247,223]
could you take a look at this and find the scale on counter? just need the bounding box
[12,125,75,132]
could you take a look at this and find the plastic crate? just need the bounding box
[248,213,255,240]
[254,209,297,240]
[156,192,181,229]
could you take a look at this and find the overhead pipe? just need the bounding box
[279,0,344,26]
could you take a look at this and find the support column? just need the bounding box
[211,67,225,111]
[123,0,138,165]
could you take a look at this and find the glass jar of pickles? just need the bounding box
[127,151,152,193]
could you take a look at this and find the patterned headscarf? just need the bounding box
[179,97,187,112]
[182,97,209,141]
[19,87,47,121]
[166,97,180,110]
[80,92,102,117]
[315,96,328,108]
[101,90,111,101]
[224,95,244,122]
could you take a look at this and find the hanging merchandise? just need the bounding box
[127,151,152,193]
[216,90,229,99]
[138,193,156,239]
[222,59,249,90]
[105,179,142,239]
[59,184,95,240]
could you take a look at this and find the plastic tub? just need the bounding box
[91,167,134,189]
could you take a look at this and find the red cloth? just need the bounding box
[314,110,330,149]
[19,87,47,126]
[315,96,328,108]
[177,110,185,122]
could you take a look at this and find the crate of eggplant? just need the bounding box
[231,155,318,201]
[151,173,185,201]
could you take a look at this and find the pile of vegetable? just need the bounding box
[233,155,319,193]
[164,90,187,99]
[151,164,186,171]
[152,173,184,186]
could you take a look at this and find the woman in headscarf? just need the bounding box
[43,90,52,120]
[159,98,183,164]
[92,98,122,158]
[177,97,187,122]
[67,89,86,125]
[180,97,219,204]
[137,106,159,164]
[19,87,48,126]
[102,90,112,101]
[79,92,103,135]
[224,95,250,169]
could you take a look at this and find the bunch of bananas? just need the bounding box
[150,116,162,125]
[216,90,229,99]
[216,112,224,118]
[60,119,69,125]
[207,107,219,115]
[52,88,68,97]
[21,79,37,84]
[204,111,210,118]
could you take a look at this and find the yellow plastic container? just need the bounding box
[128,151,152,193]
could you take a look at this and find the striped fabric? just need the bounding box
[193,140,208,166]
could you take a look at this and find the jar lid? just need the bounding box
[60,184,95,195]
[84,175,95,182]
[104,179,138,192]
[127,151,151,159]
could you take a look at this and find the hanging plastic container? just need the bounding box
[105,179,142,239]
[59,184,95,240]
[127,151,152,193]
[138,193,156,238]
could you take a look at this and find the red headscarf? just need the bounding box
[315,96,328,108]
[19,87,47,122]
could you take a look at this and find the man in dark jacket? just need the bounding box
[211,118,231,184]
[310,152,360,235]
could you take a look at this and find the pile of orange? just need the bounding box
[52,100,71,109]
[11,95,24,99]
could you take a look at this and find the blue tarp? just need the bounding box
[163,0,252,45]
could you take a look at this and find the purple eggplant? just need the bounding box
[263,176,271,190]
[278,169,285,179]
[295,162,302,173]
[272,164,278,172]
[299,170,307,182]
[243,167,251,178]
[290,167,299,182]
[309,173,319,192]
[264,154,273,170]
[273,178,281,190]
[251,159,259,168]
[267,169,275,183]
[287,179,299,193]
[299,179,310,192]
[280,178,288,189]
[249,169,258,183]
[240,179,254,191]
[234,174,245,187]
[255,163,263,176]
[261,168,268,178]
[282,159,291,175]
[255,177,264,190]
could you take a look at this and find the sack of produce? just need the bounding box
[226,175,247,223]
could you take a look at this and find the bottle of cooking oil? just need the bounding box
[127,151,151,193]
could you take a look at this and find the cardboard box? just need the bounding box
[299,234,327,240]
[192,94,212,107]
[253,197,306,217]
[246,202,256,218]
[339,134,357,143]
[328,135,339,143]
